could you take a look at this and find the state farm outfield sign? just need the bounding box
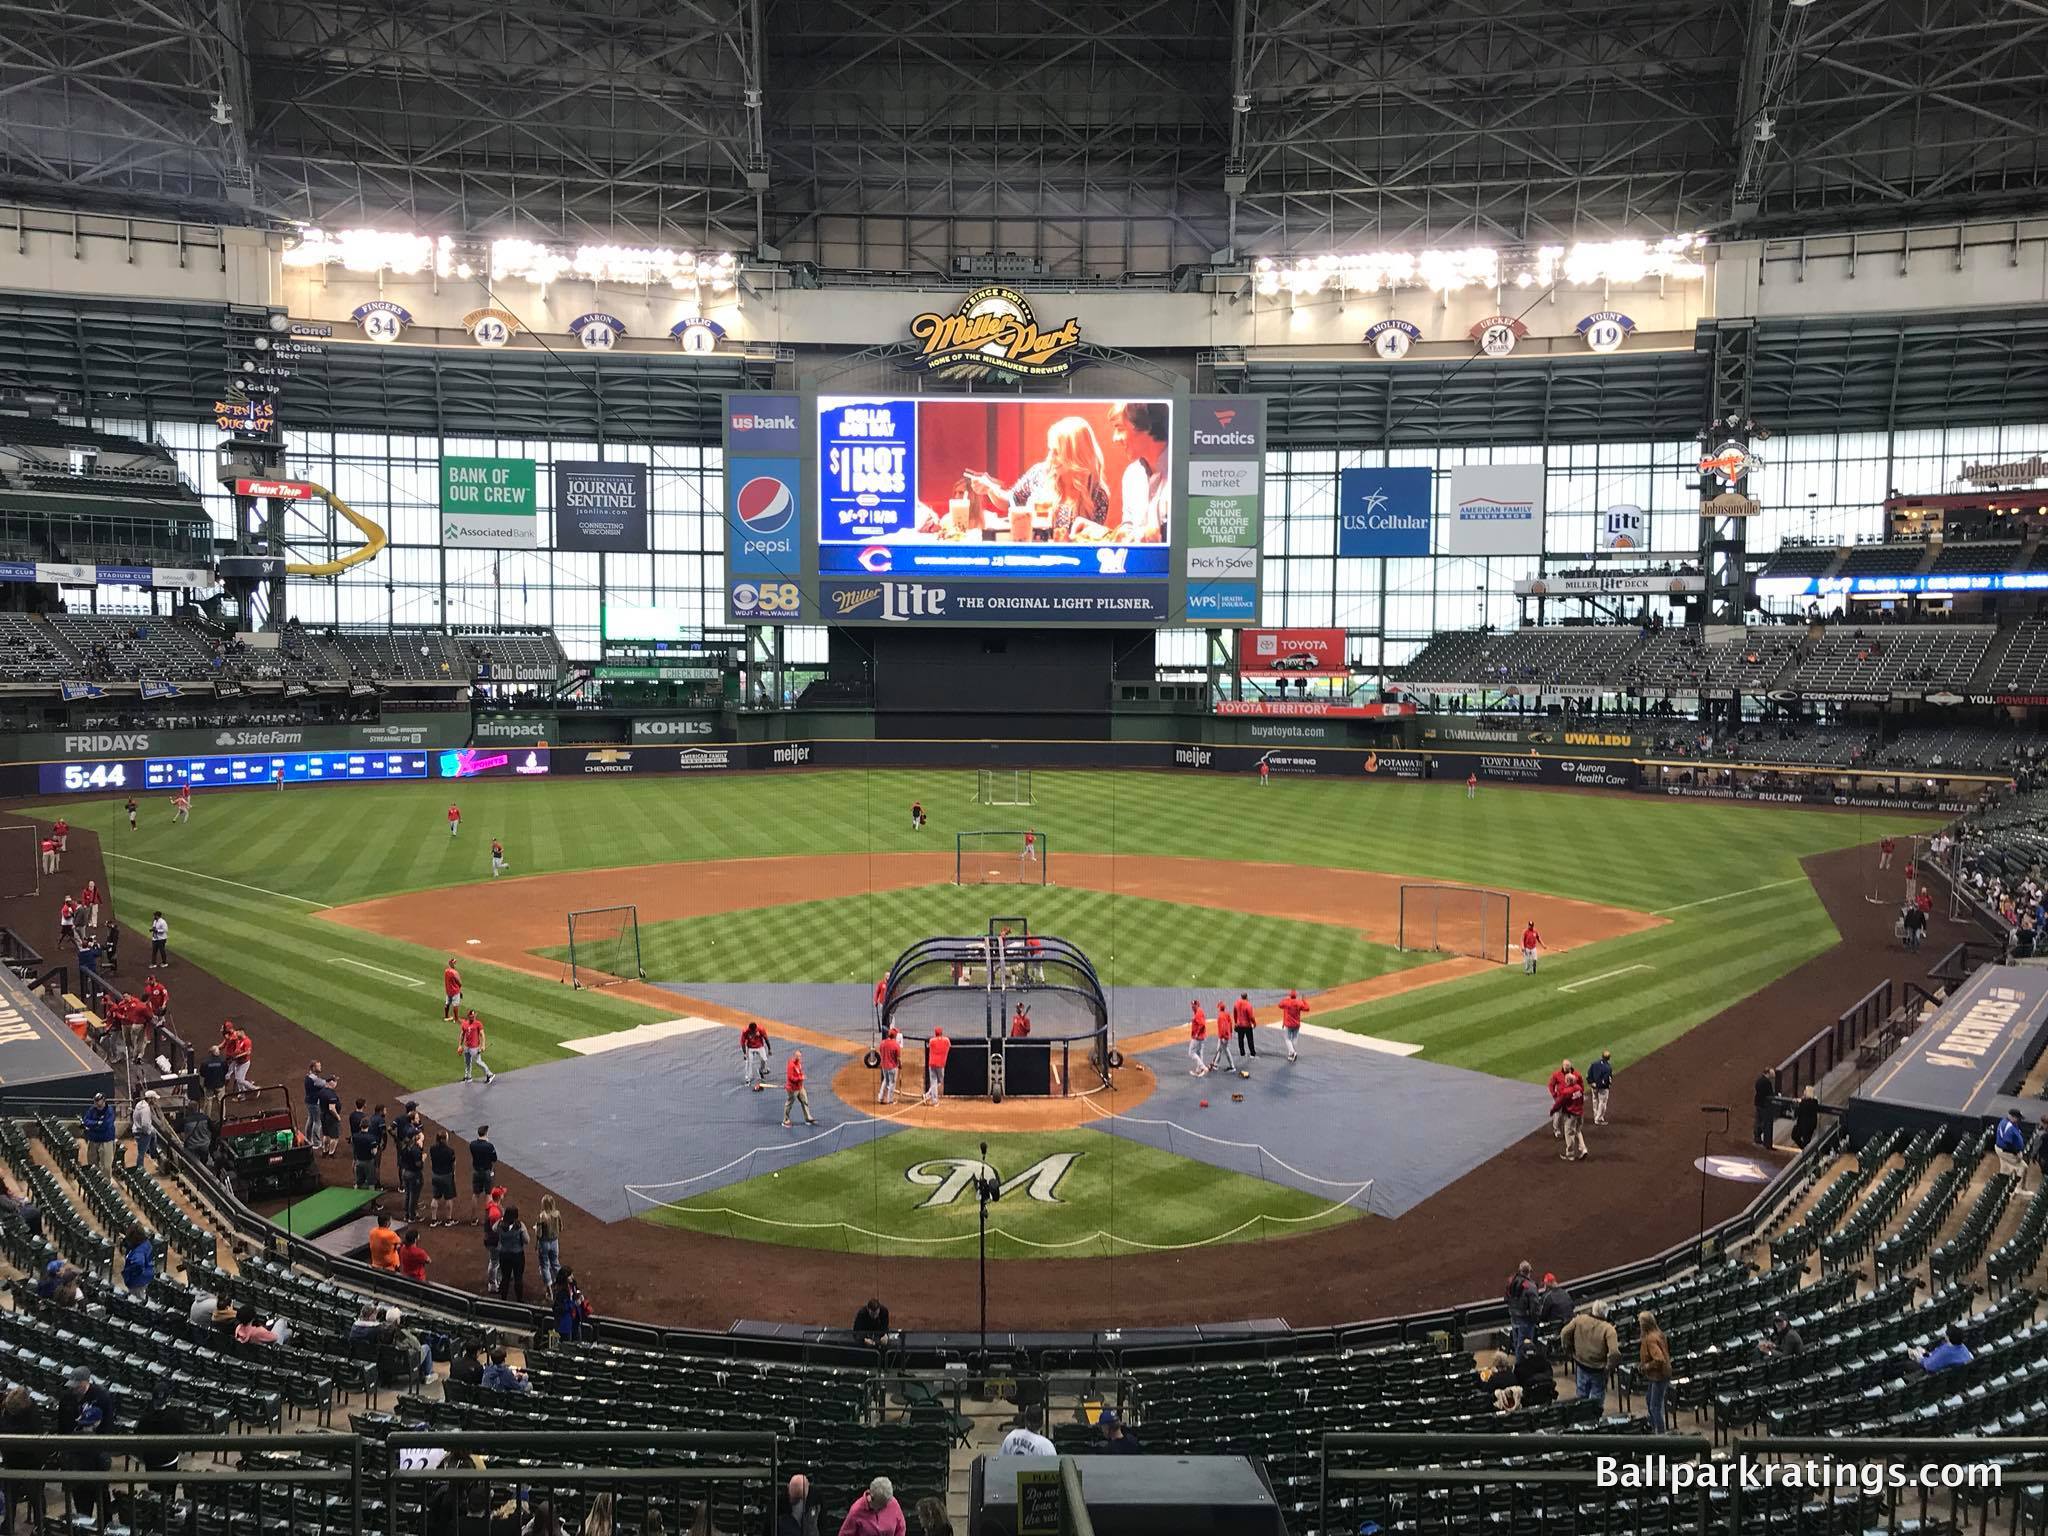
[17,719,469,761]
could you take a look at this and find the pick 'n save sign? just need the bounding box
[440,456,537,548]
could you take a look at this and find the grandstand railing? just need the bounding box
[1776,979,1891,1100]
[0,1432,364,1533]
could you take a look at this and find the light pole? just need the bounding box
[1698,1104,1730,1263]
[975,1140,1001,1367]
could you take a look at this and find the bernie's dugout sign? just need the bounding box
[1847,965,2048,1140]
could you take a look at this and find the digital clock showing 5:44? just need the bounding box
[37,761,130,794]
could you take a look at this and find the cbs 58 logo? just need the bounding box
[731,581,800,618]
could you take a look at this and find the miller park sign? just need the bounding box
[907,287,1081,383]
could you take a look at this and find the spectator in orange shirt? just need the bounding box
[366,1210,400,1271]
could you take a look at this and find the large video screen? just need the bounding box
[816,396,1172,580]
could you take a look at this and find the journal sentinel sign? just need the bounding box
[1338,467,1432,557]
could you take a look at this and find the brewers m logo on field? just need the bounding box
[908,287,1081,382]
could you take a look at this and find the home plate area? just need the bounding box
[409,1014,1549,1227]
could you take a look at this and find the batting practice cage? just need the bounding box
[560,904,645,988]
[877,917,1110,1102]
[956,830,1050,886]
[1396,883,1512,963]
[972,767,1034,806]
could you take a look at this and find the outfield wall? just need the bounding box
[0,733,2000,814]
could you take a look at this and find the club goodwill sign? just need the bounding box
[553,461,648,552]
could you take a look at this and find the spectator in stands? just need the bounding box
[853,1296,890,1347]
[58,1365,114,1518]
[1096,1409,1141,1454]
[582,1493,618,1536]
[534,1194,562,1290]
[1511,1338,1556,1409]
[837,1477,905,1536]
[130,1087,160,1168]
[1636,1310,1673,1432]
[469,1127,498,1223]
[1792,1087,1823,1150]
[913,1497,952,1536]
[80,1092,116,1174]
[1504,1260,1540,1354]
[1536,1273,1573,1330]
[0,1383,46,1529]
[431,1131,459,1226]
[368,1208,401,1271]
[553,1268,592,1344]
[480,1345,531,1394]
[1558,1299,1619,1404]
[1753,1067,1779,1149]
[497,1203,530,1300]
[235,1312,290,1346]
[1759,1313,1803,1358]
[777,1475,822,1536]
[35,1257,69,1300]
[1914,1323,1973,1374]
[398,1226,432,1284]
[1997,1109,2029,1176]
[525,1494,570,1536]
[447,1339,486,1389]
[120,1223,154,1292]
[0,1179,39,1238]
[349,1301,394,1347]
[999,1405,1055,1455]
[134,1380,185,1473]
[200,1045,230,1108]
[188,1284,234,1333]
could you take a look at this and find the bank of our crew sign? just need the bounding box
[439,456,538,548]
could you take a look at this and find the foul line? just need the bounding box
[1653,875,1806,915]
[1556,964,1654,994]
[327,956,424,986]
[105,853,332,909]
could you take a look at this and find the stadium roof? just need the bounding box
[0,1,2043,280]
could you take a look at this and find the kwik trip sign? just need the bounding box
[907,287,1081,382]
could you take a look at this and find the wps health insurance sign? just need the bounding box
[1337,466,1432,556]
[440,457,537,548]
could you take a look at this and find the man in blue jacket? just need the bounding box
[1996,1109,2028,1178]
[1586,1050,1614,1126]
[80,1093,118,1175]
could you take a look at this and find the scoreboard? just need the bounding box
[36,751,429,794]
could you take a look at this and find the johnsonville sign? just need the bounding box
[907,287,1081,382]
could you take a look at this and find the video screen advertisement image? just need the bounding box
[720,391,1264,627]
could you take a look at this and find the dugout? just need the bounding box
[878,918,1111,1100]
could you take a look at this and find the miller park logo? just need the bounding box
[905,1152,1080,1209]
[908,287,1081,382]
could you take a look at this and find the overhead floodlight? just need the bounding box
[210,97,232,125]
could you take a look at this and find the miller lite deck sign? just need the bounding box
[908,287,1080,382]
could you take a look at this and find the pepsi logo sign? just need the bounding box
[735,474,794,533]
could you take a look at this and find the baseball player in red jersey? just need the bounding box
[1232,993,1258,1060]
[173,786,190,824]
[1902,858,1916,907]
[1467,771,1478,799]
[873,975,888,1027]
[1879,836,1895,870]
[1257,759,1270,788]
[442,958,462,1021]
[782,1050,816,1128]
[1211,997,1235,1073]
[740,1021,770,1091]
[922,1027,951,1105]
[1009,1003,1031,1038]
[78,879,101,937]
[457,1010,495,1084]
[447,803,461,839]
[1278,988,1309,1062]
[877,1026,902,1104]
[51,816,67,856]
[1020,829,1038,878]
[1188,1002,1209,1076]
[1521,920,1542,974]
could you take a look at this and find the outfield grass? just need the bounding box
[552,883,1435,990]
[31,772,1940,1092]
[635,1126,1362,1258]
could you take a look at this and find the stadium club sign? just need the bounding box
[907,287,1081,382]
[1514,574,1706,597]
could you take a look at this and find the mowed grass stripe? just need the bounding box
[637,1126,1362,1260]
[37,773,1937,1090]
[586,883,1432,991]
